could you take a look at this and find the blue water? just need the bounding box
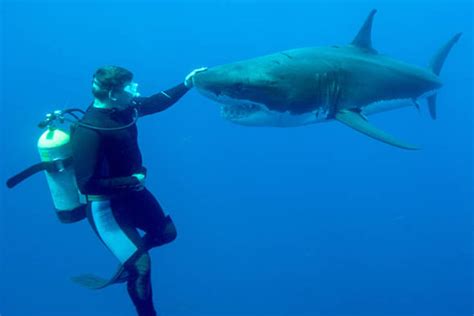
[1,1,472,315]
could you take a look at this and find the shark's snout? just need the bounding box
[193,70,211,91]
[193,63,278,104]
[193,67,228,99]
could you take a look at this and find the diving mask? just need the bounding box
[123,82,141,97]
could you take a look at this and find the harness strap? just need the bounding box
[6,157,74,188]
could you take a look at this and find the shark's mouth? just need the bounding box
[209,92,329,127]
[219,101,328,127]
[220,103,262,121]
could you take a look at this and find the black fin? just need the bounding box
[71,264,128,290]
[351,9,378,53]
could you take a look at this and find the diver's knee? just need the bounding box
[163,215,177,243]
[142,215,178,251]
[127,252,151,277]
[136,253,151,274]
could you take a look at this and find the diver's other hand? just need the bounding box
[132,173,146,191]
[184,67,208,88]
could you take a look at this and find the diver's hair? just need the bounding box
[92,65,133,101]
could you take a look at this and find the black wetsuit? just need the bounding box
[71,83,190,316]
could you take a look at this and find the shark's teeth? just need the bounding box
[221,103,261,119]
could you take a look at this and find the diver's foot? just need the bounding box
[114,265,129,283]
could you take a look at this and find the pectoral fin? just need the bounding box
[335,109,419,150]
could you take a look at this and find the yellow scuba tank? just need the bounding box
[6,107,137,223]
[37,127,86,223]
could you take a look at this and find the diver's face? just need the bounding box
[110,81,140,109]
[110,88,133,109]
[123,82,140,97]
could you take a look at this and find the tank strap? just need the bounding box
[44,157,74,172]
[6,157,74,188]
[86,194,112,202]
[56,204,87,224]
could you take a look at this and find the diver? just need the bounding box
[70,65,206,316]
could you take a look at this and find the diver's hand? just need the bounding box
[132,173,146,191]
[184,67,208,88]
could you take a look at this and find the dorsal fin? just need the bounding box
[351,9,377,53]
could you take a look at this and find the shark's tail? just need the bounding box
[427,32,462,119]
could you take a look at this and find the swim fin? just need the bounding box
[71,264,129,290]
[72,216,176,289]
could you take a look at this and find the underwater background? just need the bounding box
[1,0,472,315]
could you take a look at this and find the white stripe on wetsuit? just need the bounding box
[90,200,137,263]
[160,91,172,99]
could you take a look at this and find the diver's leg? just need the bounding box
[142,215,177,250]
[131,189,177,250]
[126,252,156,316]
[87,199,142,262]
[87,198,159,315]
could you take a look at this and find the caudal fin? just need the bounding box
[427,33,462,119]
[429,33,462,76]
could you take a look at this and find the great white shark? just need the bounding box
[193,10,461,150]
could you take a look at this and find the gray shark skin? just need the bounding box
[193,10,461,150]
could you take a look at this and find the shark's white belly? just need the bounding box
[213,90,437,127]
[360,89,437,116]
[361,98,417,115]
[220,100,329,127]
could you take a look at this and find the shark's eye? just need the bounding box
[264,79,278,86]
